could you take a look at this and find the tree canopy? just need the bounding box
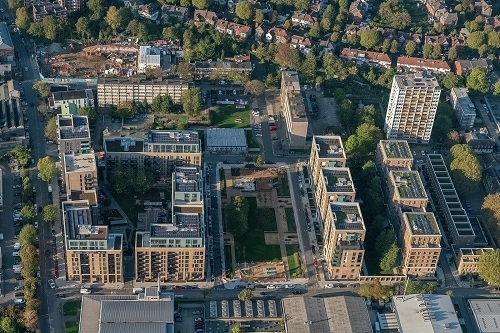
[359,30,382,50]
[20,205,35,223]
[358,279,393,301]
[32,81,51,97]
[237,289,253,301]
[244,80,265,96]
[448,144,482,196]
[466,67,490,93]
[380,243,399,274]
[10,145,31,167]
[181,88,202,116]
[37,156,57,182]
[110,167,153,195]
[225,195,249,238]
[19,224,37,248]
[345,123,383,157]
[235,0,254,21]
[43,205,59,223]
[151,94,174,114]
[45,116,58,142]
[481,194,500,244]
[477,250,500,285]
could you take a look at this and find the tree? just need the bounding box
[135,170,154,194]
[8,0,22,10]
[301,50,317,75]
[42,16,59,41]
[20,205,36,223]
[307,22,321,39]
[19,224,37,248]
[225,195,249,238]
[442,73,459,90]
[423,44,433,58]
[432,44,442,59]
[359,30,382,50]
[448,46,458,61]
[345,123,383,157]
[358,280,392,301]
[192,0,210,9]
[116,101,137,119]
[15,7,30,31]
[105,6,122,33]
[446,290,454,297]
[254,9,264,24]
[32,81,51,97]
[381,39,391,53]
[466,67,489,93]
[389,39,399,54]
[481,194,500,245]
[38,103,49,114]
[21,309,38,332]
[181,88,202,116]
[275,43,301,70]
[494,82,500,96]
[448,144,482,196]
[75,17,90,40]
[375,229,396,256]
[45,117,58,142]
[255,154,264,167]
[237,288,253,301]
[380,243,399,274]
[87,0,106,20]
[0,317,18,333]
[37,156,57,182]
[467,31,486,49]
[232,324,244,333]
[43,205,58,223]
[244,80,265,96]
[173,62,194,79]
[151,94,174,114]
[11,145,31,167]
[235,0,254,21]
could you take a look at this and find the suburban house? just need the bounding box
[193,9,218,26]
[138,4,160,21]
[161,5,189,24]
[215,20,252,40]
[397,32,423,46]
[290,35,312,54]
[424,35,450,49]
[265,27,290,43]
[485,17,500,32]
[424,0,458,27]
[291,11,318,28]
[451,36,467,47]
[340,48,392,68]
[348,0,367,24]
[455,59,492,76]
[318,38,334,56]
[465,131,496,155]
[397,56,451,74]
[474,0,493,16]
[255,24,268,41]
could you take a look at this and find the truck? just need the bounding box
[48,185,52,193]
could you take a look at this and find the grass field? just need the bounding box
[285,208,296,231]
[65,322,79,333]
[246,129,260,149]
[286,245,303,278]
[211,105,250,128]
[63,301,81,316]
[276,176,290,197]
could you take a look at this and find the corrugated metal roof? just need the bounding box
[100,300,174,323]
[99,322,170,333]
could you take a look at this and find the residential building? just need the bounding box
[254,24,268,41]
[280,71,309,149]
[376,140,413,173]
[483,167,500,194]
[400,212,441,277]
[474,0,493,16]
[290,35,312,54]
[63,153,98,203]
[318,38,334,56]
[424,35,450,49]
[348,0,367,24]
[340,48,392,68]
[485,17,500,32]
[79,288,174,333]
[425,154,475,247]
[388,170,428,210]
[161,5,189,23]
[0,63,11,77]
[138,3,160,21]
[215,20,252,40]
[137,46,162,74]
[63,200,123,284]
[32,3,68,21]
[468,299,500,333]
[456,248,494,276]
[0,23,14,61]
[135,167,205,282]
[265,27,289,43]
[384,73,441,144]
[282,296,372,333]
[104,130,202,180]
[0,80,24,151]
[193,58,252,79]
[455,59,492,76]
[291,11,317,28]
[314,167,355,224]
[50,89,94,111]
[193,9,218,25]
[97,76,190,107]
[309,135,347,185]
[465,131,496,155]
[450,88,476,130]
[391,294,462,333]
[57,114,92,156]
[58,0,82,12]
[396,32,423,47]
[322,202,365,279]
[424,0,458,27]
[396,56,451,74]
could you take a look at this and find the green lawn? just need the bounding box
[285,208,296,232]
[210,105,250,128]
[65,322,79,333]
[113,195,138,226]
[286,245,303,278]
[245,129,260,149]
[63,301,81,316]
[276,176,290,197]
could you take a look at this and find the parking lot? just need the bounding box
[174,303,205,333]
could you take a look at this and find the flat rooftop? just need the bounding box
[390,171,427,199]
[282,71,300,91]
[313,136,346,160]
[380,140,412,159]
[58,115,90,140]
[459,248,493,257]
[148,130,199,144]
[174,168,201,192]
[104,130,200,153]
[394,72,440,89]
[392,294,462,333]
[321,168,354,193]
[330,202,365,230]
[64,153,96,172]
[404,212,440,235]
[97,75,190,86]
[452,88,476,116]
[468,299,500,333]
[150,213,202,238]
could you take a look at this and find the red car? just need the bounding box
[269,126,277,131]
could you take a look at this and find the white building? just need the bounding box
[450,88,476,130]
[138,46,162,74]
[50,89,94,111]
[384,73,441,144]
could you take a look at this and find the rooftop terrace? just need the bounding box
[149,213,203,239]
[405,212,440,235]
[391,171,427,199]
[104,130,200,153]
[58,115,90,140]
[330,203,364,230]
[174,168,201,192]
[380,140,412,159]
[313,136,346,160]
[321,168,354,193]
[64,153,96,172]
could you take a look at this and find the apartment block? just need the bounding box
[323,202,365,280]
[50,89,94,111]
[376,140,413,171]
[388,170,428,210]
[63,153,97,204]
[58,0,82,12]
[309,135,346,186]
[400,212,441,277]
[63,200,123,284]
[57,114,91,156]
[193,58,252,79]
[425,154,475,247]
[280,71,309,148]
[314,167,355,224]
[450,88,476,130]
[97,76,190,107]
[104,130,201,180]
[384,73,441,144]
[135,167,205,282]
[137,46,162,74]
[456,248,494,276]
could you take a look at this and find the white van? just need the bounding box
[80,288,91,294]
[14,243,21,250]
[132,288,144,294]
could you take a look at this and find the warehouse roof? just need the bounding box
[206,128,247,148]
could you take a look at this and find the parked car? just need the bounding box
[48,279,56,289]
[14,298,25,304]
